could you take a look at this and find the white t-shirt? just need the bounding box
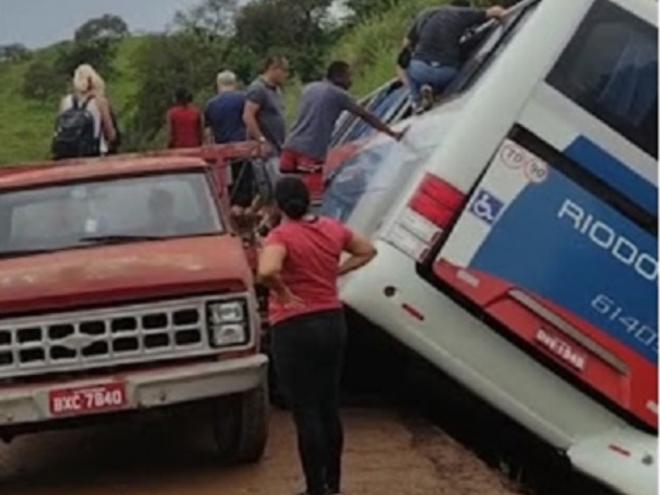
[60,94,108,154]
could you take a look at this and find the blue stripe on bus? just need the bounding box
[565,137,657,216]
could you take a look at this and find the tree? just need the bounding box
[0,43,31,63]
[54,40,116,80]
[21,60,66,101]
[174,0,240,38]
[128,31,232,146]
[74,14,129,43]
[344,0,400,20]
[235,0,334,81]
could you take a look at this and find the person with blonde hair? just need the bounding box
[53,64,117,159]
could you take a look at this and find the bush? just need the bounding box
[127,32,233,146]
[21,60,66,101]
[54,39,118,80]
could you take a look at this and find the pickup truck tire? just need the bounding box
[212,380,269,463]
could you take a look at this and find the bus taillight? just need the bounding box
[409,174,466,229]
[385,174,466,262]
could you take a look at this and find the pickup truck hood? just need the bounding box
[0,236,253,317]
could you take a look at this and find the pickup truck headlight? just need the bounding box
[206,300,249,347]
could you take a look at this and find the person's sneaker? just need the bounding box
[420,84,435,111]
[413,103,425,115]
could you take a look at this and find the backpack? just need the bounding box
[51,96,100,160]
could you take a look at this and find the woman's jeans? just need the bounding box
[272,309,347,495]
[406,59,459,105]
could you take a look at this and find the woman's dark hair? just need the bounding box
[174,87,192,105]
[275,177,310,220]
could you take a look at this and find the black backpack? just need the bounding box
[51,96,100,160]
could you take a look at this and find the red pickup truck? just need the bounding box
[0,145,268,463]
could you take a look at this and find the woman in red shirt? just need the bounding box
[258,177,377,495]
[166,88,203,148]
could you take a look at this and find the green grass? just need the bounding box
[0,56,57,165]
[333,0,446,97]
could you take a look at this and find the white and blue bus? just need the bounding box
[322,1,657,493]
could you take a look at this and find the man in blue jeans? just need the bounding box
[404,0,505,112]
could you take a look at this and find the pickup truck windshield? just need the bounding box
[0,172,223,257]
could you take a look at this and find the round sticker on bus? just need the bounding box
[500,142,525,170]
[524,158,549,184]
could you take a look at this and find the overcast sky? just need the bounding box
[0,0,205,48]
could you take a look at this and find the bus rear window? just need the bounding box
[548,0,658,158]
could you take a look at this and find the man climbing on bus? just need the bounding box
[403,0,506,112]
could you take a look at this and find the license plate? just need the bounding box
[49,382,128,417]
[535,328,588,372]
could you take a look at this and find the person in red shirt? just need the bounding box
[166,88,203,149]
[258,177,377,495]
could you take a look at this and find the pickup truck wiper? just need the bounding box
[0,248,62,259]
[78,235,166,244]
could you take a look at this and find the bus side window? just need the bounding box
[547,0,658,158]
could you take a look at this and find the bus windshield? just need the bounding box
[322,111,450,235]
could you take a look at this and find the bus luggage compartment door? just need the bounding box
[431,133,658,429]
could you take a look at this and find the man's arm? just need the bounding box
[166,110,174,148]
[486,6,506,20]
[97,96,117,145]
[204,127,215,145]
[352,105,405,141]
[203,106,215,144]
[460,4,505,30]
[243,100,273,155]
[198,112,205,146]
[243,100,265,142]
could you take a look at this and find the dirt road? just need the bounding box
[0,407,523,495]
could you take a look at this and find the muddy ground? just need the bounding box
[0,406,523,495]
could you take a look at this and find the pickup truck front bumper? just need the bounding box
[0,354,268,432]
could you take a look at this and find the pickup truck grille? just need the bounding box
[0,297,221,379]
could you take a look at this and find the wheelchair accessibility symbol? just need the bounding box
[469,190,504,225]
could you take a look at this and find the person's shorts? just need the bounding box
[280,149,325,206]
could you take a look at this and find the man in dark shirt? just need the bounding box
[404,1,505,111]
[204,70,247,144]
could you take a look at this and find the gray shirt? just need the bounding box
[246,77,286,150]
[409,6,487,67]
[284,80,360,161]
